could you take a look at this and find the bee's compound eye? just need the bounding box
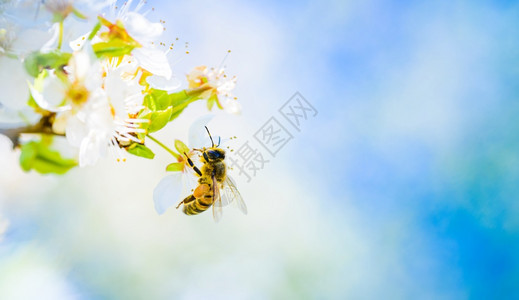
[207,150,219,159]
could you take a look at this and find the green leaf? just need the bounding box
[168,105,187,122]
[24,50,72,77]
[140,88,204,131]
[174,139,190,155]
[168,89,207,121]
[127,143,155,159]
[168,98,198,121]
[19,143,37,170]
[169,90,191,106]
[92,38,136,58]
[166,162,184,172]
[20,140,77,174]
[143,89,172,111]
[146,106,174,133]
[143,89,201,123]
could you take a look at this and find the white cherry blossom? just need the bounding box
[187,66,241,114]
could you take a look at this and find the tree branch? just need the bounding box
[0,115,62,148]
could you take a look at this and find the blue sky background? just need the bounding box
[1,0,519,299]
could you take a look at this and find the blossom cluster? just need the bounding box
[0,0,240,175]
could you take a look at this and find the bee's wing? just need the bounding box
[221,175,247,215]
[181,159,200,198]
[212,174,223,222]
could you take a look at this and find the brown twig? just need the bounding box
[0,114,62,148]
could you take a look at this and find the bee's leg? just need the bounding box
[184,152,202,177]
[175,199,184,209]
[176,194,196,209]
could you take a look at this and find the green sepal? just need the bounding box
[135,129,147,143]
[166,162,184,172]
[127,143,155,159]
[72,8,88,20]
[95,16,141,55]
[88,21,102,40]
[27,92,38,109]
[20,139,77,174]
[215,95,223,110]
[92,38,137,58]
[52,13,66,23]
[24,50,72,77]
[174,139,190,155]
[207,93,216,110]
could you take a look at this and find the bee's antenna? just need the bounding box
[217,136,221,147]
[205,126,215,148]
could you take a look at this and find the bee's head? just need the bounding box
[202,148,226,162]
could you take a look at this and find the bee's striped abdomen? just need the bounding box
[182,183,214,216]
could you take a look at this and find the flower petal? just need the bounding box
[132,47,172,79]
[39,23,61,52]
[124,12,164,44]
[65,115,88,147]
[11,29,53,54]
[79,131,102,167]
[153,173,183,215]
[78,129,109,167]
[188,114,215,148]
[70,49,91,82]
[69,32,90,51]
[52,112,69,134]
[0,57,29,110]
[146,74,181,92]
[0,106,40,125]
[29,81,70,113]
[216,79,236,94]
[223,98,242,115]
[105,68,142,116]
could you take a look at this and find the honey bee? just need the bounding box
[176,127,247,222]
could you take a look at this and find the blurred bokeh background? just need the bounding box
[2,0,519,299]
